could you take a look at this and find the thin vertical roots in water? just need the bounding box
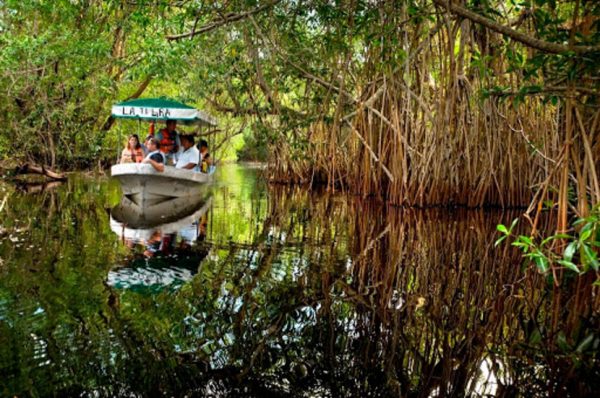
[261,9,600,305]
[270,87,598,213]
[263,4,599,223]
[191,186,600,396]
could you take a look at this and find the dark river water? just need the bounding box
[0,164,598,397]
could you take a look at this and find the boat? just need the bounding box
[111,163,214,207]
[109,97,217,205]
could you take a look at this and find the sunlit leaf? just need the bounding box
[564,241,577,262]
[557,260,579,274]
[533,252,549,273]
[497,224,508,234]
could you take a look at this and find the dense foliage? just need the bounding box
[1,1,598,173]
[1,1,599,286]
[0,0,221,166]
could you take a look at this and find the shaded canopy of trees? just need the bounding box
[1,1,599,220]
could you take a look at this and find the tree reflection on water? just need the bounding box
[0,165,598,397]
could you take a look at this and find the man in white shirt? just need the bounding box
[175,135,200,170]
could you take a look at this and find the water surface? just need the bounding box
[0,164,598,397]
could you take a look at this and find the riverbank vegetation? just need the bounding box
[2,2,597,185]
[1,2,598,292]
[1,1,597,197]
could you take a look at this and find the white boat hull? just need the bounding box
[110,195,212,231]
[111,163,213,206]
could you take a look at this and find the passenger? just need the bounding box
[119,134,145,163]
[141,135,153,155]
[175,135,200,170]
[198,139,212,173]
[142,138,165,172]
[155,120,181,166]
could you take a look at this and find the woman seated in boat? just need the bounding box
[175,135,200,170]
[119,134,145,163]
[143,138,165,172]
[198,139,212,173]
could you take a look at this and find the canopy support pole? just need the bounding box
[117,130,121,164]
[209,126,214,164]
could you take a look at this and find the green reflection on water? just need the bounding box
[0,164,598,397]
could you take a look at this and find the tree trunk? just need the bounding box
[14,163,67,181]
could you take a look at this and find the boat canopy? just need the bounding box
[111,97,217,126]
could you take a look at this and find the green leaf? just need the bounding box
[519,236,533,246]
[553,234,571,240]
[512,236,533,252]
[512,241,530,250]
[557,260,579,274]
[533,252,549,273]
[576,334,595,353]
[580,229,592,242]
[564,241,578,262]
[496,224,508,234]
[495,236,507,247]
[529,329,542,345]
[541,235,555,246]
[509,218,519,233]
[557,331,570,351]
[582,245,599,271]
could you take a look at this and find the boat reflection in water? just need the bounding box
[108,194,212,293]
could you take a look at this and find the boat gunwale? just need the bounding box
[110,163,213,183]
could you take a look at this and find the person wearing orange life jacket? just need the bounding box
[154,120,181,165]
[119,134,145,164]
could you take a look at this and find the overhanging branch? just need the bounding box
[166,1,281,41]
[101,75,153,132]
[433,0,600,55]
[489,85,599,97]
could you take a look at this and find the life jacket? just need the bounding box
[157,128,177,154]
[121,147,145,163]
[131,147,145,163]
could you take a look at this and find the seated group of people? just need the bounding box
[119,120,211,173]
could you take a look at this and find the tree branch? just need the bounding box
[433,0,600,54]
[207,97,308,118]
[166,1,281,41]
[489,85,599,97]
[14,163,67,181]
[101,75,153,132]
